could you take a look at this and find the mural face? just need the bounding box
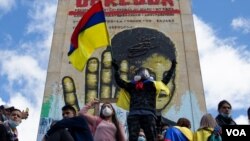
[111,27,176,111]
[62,27,176,112]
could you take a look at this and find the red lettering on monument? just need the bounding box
[76,0,88,7]
[105,0,118,6]
[134,0,146,5]
[119,0,130,6]
[68,9,180,16]
[75,0,175,7]
[70,0,179,16]
[148,0,160,5]
[161,0,174,6]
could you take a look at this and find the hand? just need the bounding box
[90,98,100,106]
[21,110,29,120]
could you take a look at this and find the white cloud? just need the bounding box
[0,0,58,141]
[194,15,250,111]
[0,52,46,141]
[24,0,58,67]
[0,98,6,105]
[0,0,15,17]
[234,115,249,125]
[27,1,57,36]
[0,51,45,81]
[0,51,46,102]
[231,17,250,34]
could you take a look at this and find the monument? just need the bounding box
[37,0,207,140]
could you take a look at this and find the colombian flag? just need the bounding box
[164,126,193,141]
[68,1,110,72]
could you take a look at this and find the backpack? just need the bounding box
[207,133,222,141]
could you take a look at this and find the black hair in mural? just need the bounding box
[111,27,176,63]
[111,27,177,111]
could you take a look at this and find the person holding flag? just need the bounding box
[68,0,110,72]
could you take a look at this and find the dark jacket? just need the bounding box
[46,116,93,141]
[215,114,237,126]
[0,123,18,141]
[114,60,176,115]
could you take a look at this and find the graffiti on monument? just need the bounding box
[69,0,180,29]
[37,0,206,140]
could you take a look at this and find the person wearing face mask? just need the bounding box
[112,59,176,141]
[215,100,236,127]
[137,129,146,141]
[0,108,22,141]
[79,100,126,141]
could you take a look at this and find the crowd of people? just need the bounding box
[1,59,249,141]
[39,99,243,141]
[40,58,246,141]
[0,98,248,141]
[0,105,29,141]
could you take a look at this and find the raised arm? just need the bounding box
[78,100,101,126]
[162,60,177,85]
[112,60,130,89]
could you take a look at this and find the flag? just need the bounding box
[164,126,193,141]
[68,1,110,71]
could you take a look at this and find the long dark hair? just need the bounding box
[100,102,122,141]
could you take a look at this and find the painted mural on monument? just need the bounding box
[37,0,206,140]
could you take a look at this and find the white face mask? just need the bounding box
[8,119,20,129]
[220,113,231,118]
[138,136,146,141]
[102,107,113,117]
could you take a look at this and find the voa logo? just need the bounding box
[226,129,246,136]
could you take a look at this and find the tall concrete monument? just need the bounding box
[37,0,207,140]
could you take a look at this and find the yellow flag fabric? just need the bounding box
[174,126,194,141]
[68,1,110,72]
[116,81,170,111]
[69,23,110,71]
[193,128,213,141]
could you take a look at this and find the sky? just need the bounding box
[0,0,250,141]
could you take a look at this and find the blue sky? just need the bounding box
[0,0,250,141]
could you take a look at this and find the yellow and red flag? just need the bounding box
[68,1,110,71]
